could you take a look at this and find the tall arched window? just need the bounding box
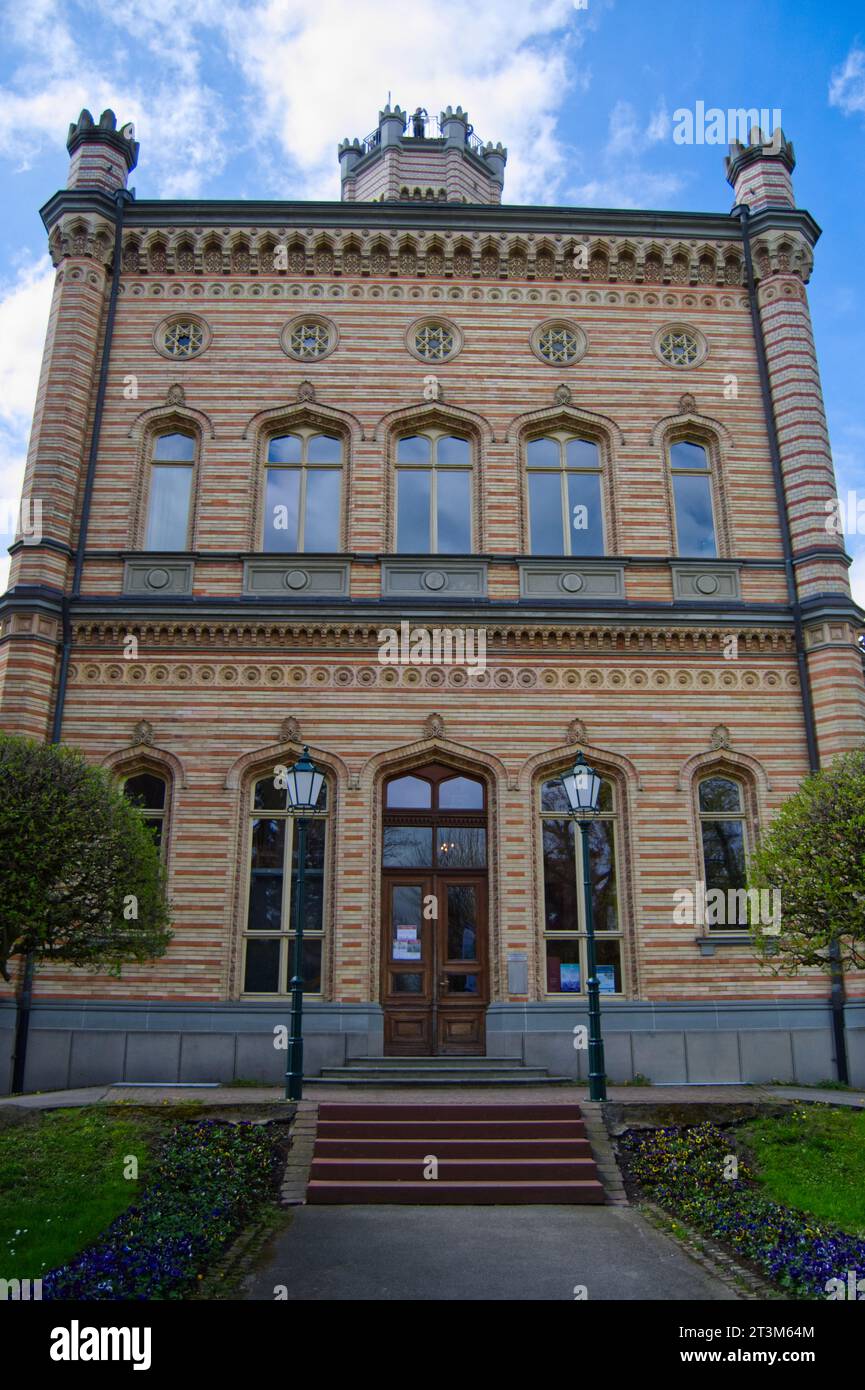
[395,433,472,553]
[242,771,328,995]
[526,434,604,555]
[123,771,169,857]
[539,774,623,994]
[670,439,717,557]
[263,429,343,552]
[698,775,748,925]
[145,432,195,549]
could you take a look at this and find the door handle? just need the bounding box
[438,974,448,992]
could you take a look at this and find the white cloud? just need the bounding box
[217,0,582,202]
[0,0,604,203]
[0,257,54,593]
[829,45,865,115]
[0,0,228,197]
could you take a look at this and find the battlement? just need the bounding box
[66,108,139,194]
[726,126,796,211]
[338,102,507,205]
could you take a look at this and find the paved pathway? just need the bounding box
[242,1203,740,1301]
[1,1082,861,1109]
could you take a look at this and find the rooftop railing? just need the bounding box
[360,114,487,156]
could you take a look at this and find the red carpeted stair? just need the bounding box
[306,1102,606,1204]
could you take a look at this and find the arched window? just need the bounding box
[698,775,748,925]
[670,439,717,557]
[526,434,604,555]
[123,771,169,856]
[263,429,343,552]
[145,432,195,550]
[539,774,623,994]
[242,771,329,995]
[395,432,472,553]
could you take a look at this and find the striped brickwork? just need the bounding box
[1,121,863,1027]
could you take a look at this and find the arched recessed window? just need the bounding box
[539,774,623,994]
[670,439,717,557]
[145,432,195,550]
[263,429,343,552]
[698,775,748,925]
[395,432,472,553]
[242,771,329,995]
[526,434,604,555]
[123,771,168,855]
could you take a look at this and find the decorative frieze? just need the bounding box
[381,560,488,598]
[69,619,797,654]
[670,561,742,601]
[67,659,800,692]
[242,558,350,598]
[519,560,626,600]
[122,560,194,596]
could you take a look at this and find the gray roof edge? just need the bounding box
[38,189,818,243]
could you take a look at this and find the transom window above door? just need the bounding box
[263,428,343,552]
[383,771,486,869]
[395,432,472,553]
[526,433,604,556]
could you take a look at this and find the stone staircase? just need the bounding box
[312,1055,571,1086]
[306,1101,606,1204]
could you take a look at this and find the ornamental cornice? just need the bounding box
[113,227,750,286]
[66,657,801,693]
[116,278,749,312]
[69,620,796,655]
[47,211,116,267]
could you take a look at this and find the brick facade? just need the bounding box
[1,106,863,1091]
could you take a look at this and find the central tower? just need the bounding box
[338,103,507,204]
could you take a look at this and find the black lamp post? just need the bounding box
[283,746,325,1102]
[560,752,607,1102]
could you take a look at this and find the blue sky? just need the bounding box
[0,0,863,600]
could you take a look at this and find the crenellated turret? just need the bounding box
[725,126,795,211]
[338,102,506,205]
[66,108,138,194]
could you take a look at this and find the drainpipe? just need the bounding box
[10,186,130,1095]
[736,203,848,1084]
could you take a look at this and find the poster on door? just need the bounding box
[393,926,421,960]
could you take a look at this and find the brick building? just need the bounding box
[1,103,864,1092]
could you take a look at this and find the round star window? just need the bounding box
[654,324,708,368]
[531,320,588,366]
[154,315,210,360]
[281,315,338,362]
[406,317,462,363]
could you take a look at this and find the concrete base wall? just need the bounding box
[487,1001,865,1086]
[1,998,862,1093]
[0,1002,383,1094]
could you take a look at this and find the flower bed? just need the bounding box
[619,1122,865,1299]
[44,1119,286,1301]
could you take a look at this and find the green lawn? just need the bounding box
[738,1106,865,1236]
[0,1107,156,1281]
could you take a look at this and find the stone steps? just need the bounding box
[306,1102,605,1205]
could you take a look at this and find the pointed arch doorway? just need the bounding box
[381,763,489,1055]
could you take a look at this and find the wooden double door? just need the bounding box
[382,873,488,1054]
[380,764,489,1055]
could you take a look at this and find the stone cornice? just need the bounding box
[39,189,818,243]
[68,616,797,655]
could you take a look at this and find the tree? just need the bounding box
[0,733,172,982]
[749,749,865,974]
